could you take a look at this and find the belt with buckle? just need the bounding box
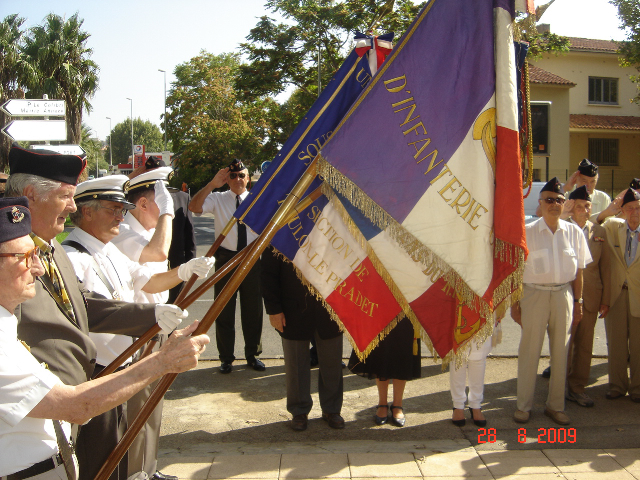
[6,453,63,480]
[524,282,569,292]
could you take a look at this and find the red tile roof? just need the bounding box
[527,64,575,86]
[570,114,640,130]
[568,37,621,53]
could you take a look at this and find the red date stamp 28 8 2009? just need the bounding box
[478,428,577,444]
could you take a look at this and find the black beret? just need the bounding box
[622,188,640,207]
[569,185,591,202]
[9,144,86,185]
[228,159,247,172]
[630,178,640,190]
[0,196,31,244]
[578,158,598,177]
[145,156,166,170]
[540,177,564,196]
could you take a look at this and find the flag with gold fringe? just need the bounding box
[317,0,527,365]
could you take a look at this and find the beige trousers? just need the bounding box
[517,284,573,412]
[567,307,598,394]
[605,289,640,397]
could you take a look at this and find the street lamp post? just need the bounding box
[126,98,134,167]
[106,117,113,167]
[158,69,167,151]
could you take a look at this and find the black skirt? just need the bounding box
[348,316,421,381]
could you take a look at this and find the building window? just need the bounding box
[588,138,619,166]
[588,77,618,105]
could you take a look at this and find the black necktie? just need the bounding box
[236,195,247,251]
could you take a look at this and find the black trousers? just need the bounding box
[213,247,263,363]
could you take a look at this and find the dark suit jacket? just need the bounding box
[261,246,341,341]
[16,239,157,386]
[168,190,196,270]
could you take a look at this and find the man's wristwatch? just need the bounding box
[574,298,583,304]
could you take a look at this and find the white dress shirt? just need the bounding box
[197,190,258,251]
[523,217,592,285]
[0,306,68,475]
[112,214,169,304]
[63,228,153,366]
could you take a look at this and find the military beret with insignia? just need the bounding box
[569,185,591,202]
[622,188,640,207]
[540,177,564,196]
[228,159,247,172]
[0,196,31,244]
[578,158,598,177]
[9,144,87,185]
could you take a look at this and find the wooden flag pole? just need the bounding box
[94,162,320,480]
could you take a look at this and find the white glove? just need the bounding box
[177,256,215,281]
[154,180,174,218]
[155,304,188,334]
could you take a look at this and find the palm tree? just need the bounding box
[22,12,99,144]
[0,14,28,169]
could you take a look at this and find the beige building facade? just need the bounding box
[529,37,640,196]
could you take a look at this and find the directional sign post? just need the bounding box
[30,144,86,156]
[2,120,67,142]
[1,99,65,117]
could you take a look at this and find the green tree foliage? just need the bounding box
[514,1,570,60]
[611,0,640,104]
[80,123,108,180]
[166,51,273,190]
[106,118,164,165]
[21,12,99,144]
[0,14,28,169]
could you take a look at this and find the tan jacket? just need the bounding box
[579,221,611,312]
[603,218,640,316]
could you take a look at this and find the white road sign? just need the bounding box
[2,120,67,141]
[30,144,86,156]
[1,99,65,117]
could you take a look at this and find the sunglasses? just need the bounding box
[229,173,246,180]
[0,246,41,268]
[543,197,565,205]
[99,205,128,217]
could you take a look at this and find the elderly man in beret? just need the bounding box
[511,178,592,425]
[4,145,190,480]
[556,186,611,408]
[602,188,640,402]
[189,159,265,374]
[562,158,611,223]
[0,196,209,480]
[63,175,214,480]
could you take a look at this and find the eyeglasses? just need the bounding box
[543,197,565,205]
[99,205,128,217]
[0,246,41,268]
[229,173,246,180]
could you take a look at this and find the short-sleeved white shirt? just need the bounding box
[63,228,153,366]
[112,214,169,304]
[0,306,67,475]
[523,217,593,285]
[197,190,258,251]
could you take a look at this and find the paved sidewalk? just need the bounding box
[157,357,640,479]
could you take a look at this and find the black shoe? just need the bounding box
[291,413,308,431]
[219,362,232,374]
[247,357,266,371]
[541,366,551,378]
[452,408,466,427]
[152,472,178,480]
[322,412,345,429]
[469,407,487,427]
[390,405,405,427]
[374,404,389,425]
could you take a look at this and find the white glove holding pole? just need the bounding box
[155,304,188,334]
[154,180,174,218]
[177,256,216,281]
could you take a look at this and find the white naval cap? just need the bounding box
[74,175,136,209]
[125,166,174,194]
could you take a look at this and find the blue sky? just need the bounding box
[2,0,627,142]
